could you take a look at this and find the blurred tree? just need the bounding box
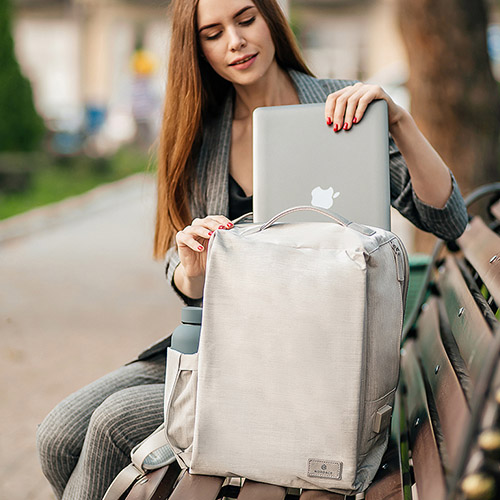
[0,0,44,152]
[397,0,500,194]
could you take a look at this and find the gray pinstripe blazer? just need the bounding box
[165,70,468,306]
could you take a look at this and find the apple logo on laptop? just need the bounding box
[311,186,340,209]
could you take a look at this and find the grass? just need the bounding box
[0,147,153,220]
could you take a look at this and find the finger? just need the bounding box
[324,92,339,127]
[343,93,360,131]
[182,224,215,241]
[189,218,221,234]
[190,217,218,229]
[176,230,208,253]
[344,87,375,130]
[331,84,362,132]
[352,85,384,125]
[325,89,348,130]
[192,215,234,231]
[209,215,234,229]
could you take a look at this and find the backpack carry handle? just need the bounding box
[259,206,376,237]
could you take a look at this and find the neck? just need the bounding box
[232,64,299,120]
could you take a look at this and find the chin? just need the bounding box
[228,68,271,87]
[232,75,263,87]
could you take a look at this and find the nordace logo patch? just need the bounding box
[307,459,342,480]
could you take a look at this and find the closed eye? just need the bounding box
[205,31,222,40]
[239,16,256,26]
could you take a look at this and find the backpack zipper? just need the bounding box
[390,240,405,282]
[389,236,410,308]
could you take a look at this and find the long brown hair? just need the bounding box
[154,0,313,259]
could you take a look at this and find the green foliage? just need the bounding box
[0,147,152,219]
[0,0,45,152]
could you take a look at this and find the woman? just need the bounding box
[155,0,466,306]
[37,0,467,499]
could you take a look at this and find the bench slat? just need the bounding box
[365,403,404,500]
[364,470,403,500]
[401,340,446,500]
[416,297,470,469]
[438,256,493,387]
[458,216,500,306]
[238,480,287,499]
[125,462,181,500]
[395,390,413,498]
[168,473,224,500]
[299,490,344,499]
[364,440,403,499]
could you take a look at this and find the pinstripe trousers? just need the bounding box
[36,352,166,500]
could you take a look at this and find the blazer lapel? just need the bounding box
[196,94,233,217]
[289,70,330,104]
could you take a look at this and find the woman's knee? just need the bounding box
[36,380,108,477]
[36,398,85,487]
[84,385,164,456]
[36,410,57,476]
[84,392,125,449]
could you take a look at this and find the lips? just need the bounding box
[229,53,257,66]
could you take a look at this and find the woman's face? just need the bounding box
[197,0,277,87]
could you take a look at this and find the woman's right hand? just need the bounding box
[175,215,234,279]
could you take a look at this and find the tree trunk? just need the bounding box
[397,0,500,196]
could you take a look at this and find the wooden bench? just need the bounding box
[395,183,500,500]
[125,183,500,500]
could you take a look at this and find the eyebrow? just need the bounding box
[198,5,255,33]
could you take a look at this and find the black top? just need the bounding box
[228,174,253,220]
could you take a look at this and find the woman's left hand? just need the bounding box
[324,82,404,132]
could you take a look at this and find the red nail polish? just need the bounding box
[326,117,332,126]
[208,231,213,236]
[344,123,349,130]
[219,225,224,229]
[198,245,204,251]
[353,117,357,124]
[334,124,339,132]
[227,222,233,228]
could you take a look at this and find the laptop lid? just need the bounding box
[252,100,390,229]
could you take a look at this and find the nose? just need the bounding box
[228,27,247,52]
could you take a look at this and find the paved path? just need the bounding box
[0,175,182,500]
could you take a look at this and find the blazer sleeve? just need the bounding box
[388,136,468,240]
[165,246,203,307]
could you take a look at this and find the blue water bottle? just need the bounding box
[170,306,202,354]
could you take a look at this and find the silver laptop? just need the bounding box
[253,100,390,229]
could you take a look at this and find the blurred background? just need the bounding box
[1,0,500,499]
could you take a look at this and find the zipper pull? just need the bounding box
[391,241,405,282]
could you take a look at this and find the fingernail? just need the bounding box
[353,117,357,124]
[334,124,339,132]
[208,231,213,236]
[198,245,204,251]
[219,225,224,229]
[343,123,349,130]
[326,117,332,126]
[227,222,233,228]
